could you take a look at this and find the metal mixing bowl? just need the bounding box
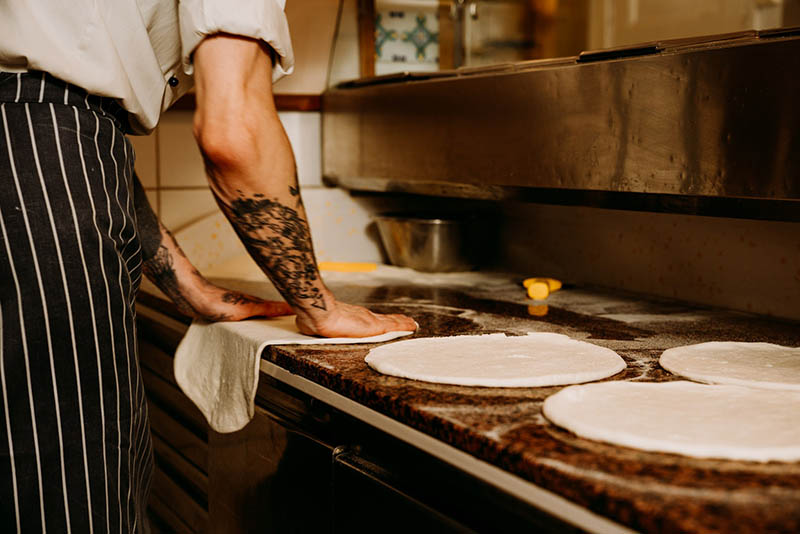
[373,213,485,272]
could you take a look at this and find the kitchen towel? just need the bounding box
[174,316,414,433]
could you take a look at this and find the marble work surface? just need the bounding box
[255,275,800,534]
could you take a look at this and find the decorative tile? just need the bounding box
[374,14,398,58]
[402,14,439,61]
[375,1,440,75]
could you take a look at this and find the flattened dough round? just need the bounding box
[660,342,800,391]
[365,333,626,387]
[543,381,800,462]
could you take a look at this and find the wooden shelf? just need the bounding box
[169,92,321,112]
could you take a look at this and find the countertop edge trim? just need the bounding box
[259,359,637,534]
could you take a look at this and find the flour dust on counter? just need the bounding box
[543,381,800,462]
[659,341,800,391]
[365,332,626,387]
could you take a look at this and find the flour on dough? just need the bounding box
[365,332,626,387]
[660,341,800,391]
[543,381,800,462]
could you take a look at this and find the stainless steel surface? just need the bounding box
[374,214,483,272]
[323,31,800,221]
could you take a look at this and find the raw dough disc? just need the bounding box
[660,342,800,391]
[365,333,626,387]
[543,381,800,462]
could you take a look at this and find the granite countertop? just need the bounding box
[251,275,800,534]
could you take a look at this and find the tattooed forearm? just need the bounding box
[142,245,199,315]
[132,172,162,262]
[288,183,302,208]
[141,242,235,321]
[222,292,263,306]
[221,191,326,311]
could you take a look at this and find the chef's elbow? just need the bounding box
[193,110,261,174]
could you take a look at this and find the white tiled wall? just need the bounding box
[158,111,206,189]
[129,132,157,188]
[280,111,322,187]
[160,188,219,230]
[130,108,384,260]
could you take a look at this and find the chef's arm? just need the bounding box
[191,34,416,337]
[134,172,293,321]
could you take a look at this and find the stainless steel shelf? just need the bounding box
[323,29,800,221]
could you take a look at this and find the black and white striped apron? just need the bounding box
[0,72,152,533]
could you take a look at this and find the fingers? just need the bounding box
[378,312,417,333]
[295,302,418,338]
[257,300,294,317]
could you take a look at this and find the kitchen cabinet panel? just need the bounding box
[332,449,474,533]
[148,493,195,534]
[137,305,589,533]
[147,400,207,475]
[141,365,208,439]
[151,434,207,502]
[208,404,334,533]
[151,464,208,534]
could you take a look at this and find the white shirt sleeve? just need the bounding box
[178,0,294,82]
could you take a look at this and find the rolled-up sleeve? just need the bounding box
[178,0,294,82]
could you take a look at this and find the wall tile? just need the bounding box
[301,187,385,263]
[129,132,158,188]
[160,188,219,232]
[279,111,322,187]
[173,212,248,273]
[159,111,207,188]
[145,190,159,217]
[158,110,321,187]
[274,0,341,94]
[375,1,440,76]
[329,0,360,86]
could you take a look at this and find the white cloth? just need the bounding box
[0,0,294,132]
[174,316,414,433]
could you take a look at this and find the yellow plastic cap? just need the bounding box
[523,277,562,292]
[526,281,550,300]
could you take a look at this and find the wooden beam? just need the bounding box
[170,92,322,112]
[357,0,376,77]
[438,1,455,70]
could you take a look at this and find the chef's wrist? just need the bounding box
[290,288,338,322]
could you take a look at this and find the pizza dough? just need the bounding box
[365,332,626,387]
[660,341,800,391]
[542,381,800,462]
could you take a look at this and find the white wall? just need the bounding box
[130,109,386,264]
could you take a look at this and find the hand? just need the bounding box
[295,300,417,338]
[189,281,293,322]
[138,211,294,322]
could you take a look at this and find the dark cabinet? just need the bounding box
[137,309,576,534]
[332,448,474,533]
[208,405,334,533]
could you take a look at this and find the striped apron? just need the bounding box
[0,72,152,533]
